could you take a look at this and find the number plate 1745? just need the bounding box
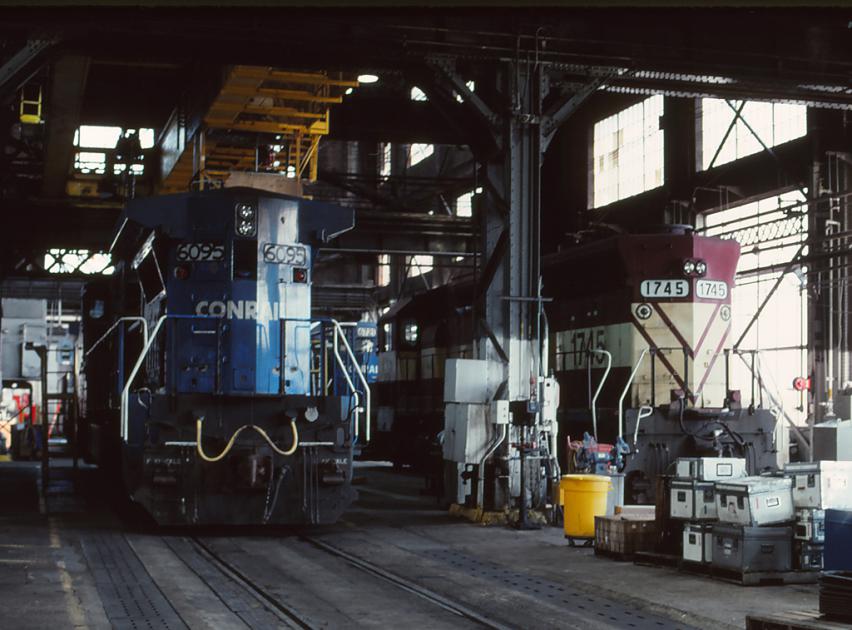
[640,279,689,298]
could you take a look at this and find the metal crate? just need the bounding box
[683,522,713,564]
[670,479,717,521]
[716,476,794,526]
[785,461,852,510]
[712,524,793,574]
[675,457,747,481]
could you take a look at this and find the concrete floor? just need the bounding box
[0,459,820,629]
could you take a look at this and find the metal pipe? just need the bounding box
[477,423,507,511]
[121,314,217,441]
[827,217,840,418]
[85,316,148,356]
[617,348,648,439]
[589,349,612,441]
[650,348,657,405]
[121,315,168,441]
[331,318,372,443]
[632,405,655,449]
[331,323,361,441]
[734,351,811,459]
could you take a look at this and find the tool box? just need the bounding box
[716,476,794,526]
[712,524,792,574]
[670,479,717,520]
[785,461,852,510]
[683,522,713,564]
[794,508,825,543]
[675,457,747,481]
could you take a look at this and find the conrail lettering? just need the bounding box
[195,300,286,320]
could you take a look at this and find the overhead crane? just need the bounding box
[159,65,357,193]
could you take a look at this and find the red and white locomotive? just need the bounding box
[374,226,785,504]
[545,225,784,502]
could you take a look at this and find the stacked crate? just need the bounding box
[713,475,795,575]
[669,457,747,566]
[785,461,852,572]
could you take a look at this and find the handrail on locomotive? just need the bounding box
[119,314,371,447]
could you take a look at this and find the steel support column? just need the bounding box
[475,62,545,401]
[0,38,57,101]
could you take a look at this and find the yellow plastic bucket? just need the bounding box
[560,474,612,540]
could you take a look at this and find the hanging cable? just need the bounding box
[195,417,299,462]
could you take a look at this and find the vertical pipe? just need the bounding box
[650,348,657,406]
[750,352,756,409]
[724,349,730,399]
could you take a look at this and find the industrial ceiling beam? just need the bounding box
[541,71,618,152]
[0,37,57,102]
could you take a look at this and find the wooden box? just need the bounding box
[595,509,658,557]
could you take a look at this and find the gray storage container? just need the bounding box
[712,524,792,574]
[716,476,794,526]
[683,522,713,564]
[794,508,825,543]
[670,479,717,520]
[675,457,747,481]
[785,461,852,510]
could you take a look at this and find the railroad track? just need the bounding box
[83,530,693,629]
[186,537,316,629]
[298,535,513,630]
[188,534,510,629]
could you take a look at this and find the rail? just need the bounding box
[329,318,371,444]
[121,314,217,441]
[729,349,812,461]
[632,405,655,449]
[617,348,648,439]
[588,349,612,440]
[120,314,372,445]
[85,316,148,356]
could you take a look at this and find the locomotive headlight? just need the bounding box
[235,203,256,237]
[695,260,707,276]
[682,260,696,275]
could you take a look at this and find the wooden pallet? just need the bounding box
[747,609,852,629]
[633,550,680,568]
[676,558,712,576]
[712,567,819,586]
[593,546,631,560]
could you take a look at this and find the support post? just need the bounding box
[25,343,49,491]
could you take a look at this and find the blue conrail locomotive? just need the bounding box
[81,188,369,525]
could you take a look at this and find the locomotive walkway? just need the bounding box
[0,460,819,629]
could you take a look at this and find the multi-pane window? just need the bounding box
[408,143,434,167]
[410,86,427,102]
[380,143,392,179]
[702,190,808,425]
[73,125,154,175]
[591,95,664,208]
[700,99,807,170]
[377,254,390,287]
[455,191,474,217]
[407,254,433,277]
[44,249,113,275]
